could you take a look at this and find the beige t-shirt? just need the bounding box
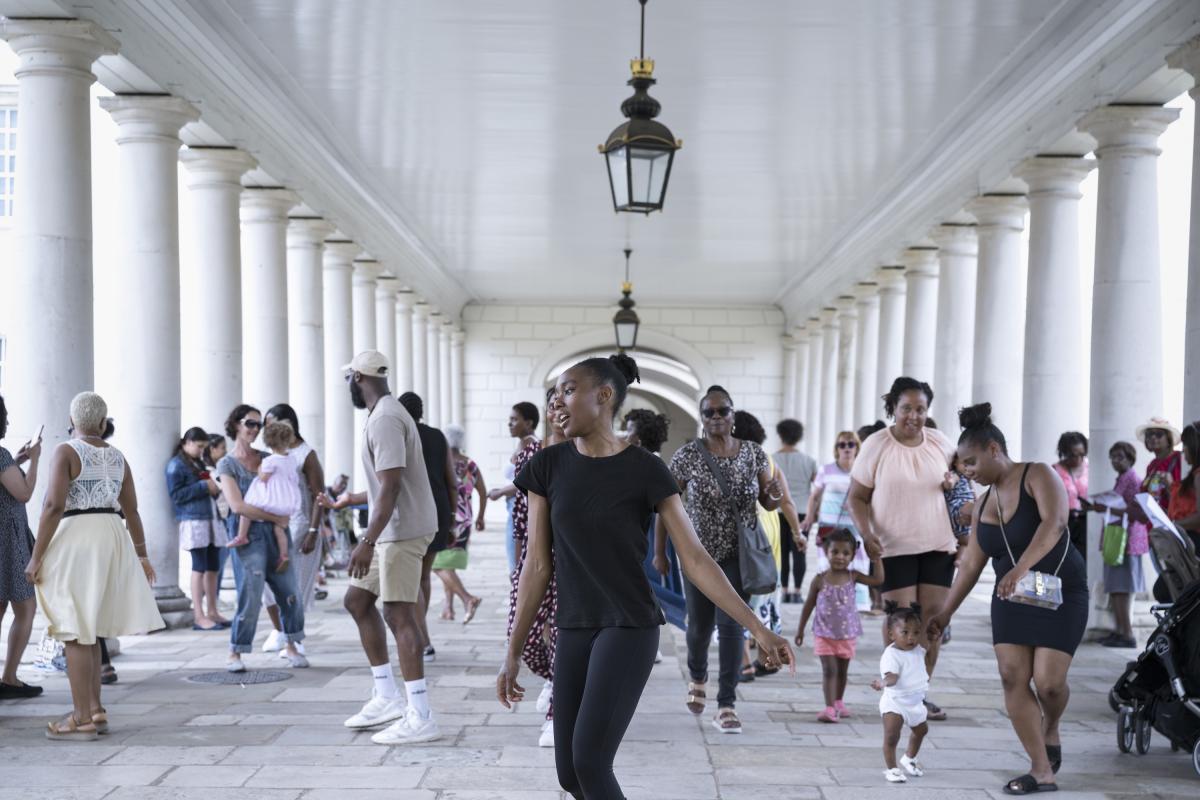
[850,426,957,557]
[361,395,438,542]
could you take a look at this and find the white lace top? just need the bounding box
[64,440,125,512]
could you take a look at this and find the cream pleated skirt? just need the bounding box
[36,513,165,644]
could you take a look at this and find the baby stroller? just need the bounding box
[1110,577,1200,776]
[1148,522,1200,602]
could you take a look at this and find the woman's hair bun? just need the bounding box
[608,353,640,386]
[958,402,993,431]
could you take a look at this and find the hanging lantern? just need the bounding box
[613,248,640,351]
[599,0,682,214]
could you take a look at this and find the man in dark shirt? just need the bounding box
[398,393,457,662]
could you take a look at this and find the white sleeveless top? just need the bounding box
[64,440,125,511]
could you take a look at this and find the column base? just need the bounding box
[154,587,195,630]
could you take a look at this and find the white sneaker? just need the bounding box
[536,682,553,714]
[370,707,441,745]
[261,629,284,652]
[654,649,664,664]
[423,645,436,663]
[226,658,246,673]
[900,754,924,777]
[344,691,407,729]
[538,719,554,748]
[278,641,306,658]
[884,767,907,783]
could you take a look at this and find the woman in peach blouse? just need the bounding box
[847,377,957,720]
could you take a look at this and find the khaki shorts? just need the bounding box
[349,535,434,603]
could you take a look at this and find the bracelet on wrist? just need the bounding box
[362,539,376,547]
[307,527,319,533]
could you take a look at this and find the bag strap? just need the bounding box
[992,473,1071,578]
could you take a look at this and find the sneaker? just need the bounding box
[278,641,307,658]
[284,652,309,668]
[884,767,907,783]
[538,719,554,748]
[261,629,284,653]
[816,707,838,723]
[370,707,441,745]
[344,691,407,729]
[900,754,924,777]
[226,659,247,673]
[654,649,664,664]
[536,682,553,714]
[423,645,436,663]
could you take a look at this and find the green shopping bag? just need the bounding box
[1101,521,1127,567]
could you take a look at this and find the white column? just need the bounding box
[100,94,198,627]
[854,282,881,426]
[286,217,335,459]
[968,194,1028,456]
[902,248,939,383]
[180,148,254,433]
[819,307,841,454]
[426,312,443,426]
[322,240,359,481]
[931,224,978,429]
[793,327,811,427]
[412,303,430,400]
[0,21,116,470]
[804,318,824,458]
[240,188,298,410]
[375,278,398,376]
[351,260,381,355]
[836,296,859,432]
[439,321,453,427]
[394,291,415,393]
[1169,41,1200,423]
[450,328,465,426]
[1015,157,1095,462]
[1081,105,1178,602]
[875,265,906,418]
[781,334,798,419]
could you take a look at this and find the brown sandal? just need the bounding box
[712,707,743,734]
[91,708,108,734]
[46,714,98,741]
[686,681,707,715]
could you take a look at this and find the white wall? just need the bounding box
[460,302,787,487]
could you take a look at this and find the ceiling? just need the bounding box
[3,0,1197,321]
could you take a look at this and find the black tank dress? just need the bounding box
[976,464,1089,655]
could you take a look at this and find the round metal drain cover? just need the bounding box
[186,670,294,685]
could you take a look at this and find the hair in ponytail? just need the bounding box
[884,601,923,629]
[957,402,1008,454]
[173,426,208,458]
[573,353,641,419]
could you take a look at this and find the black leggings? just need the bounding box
[683,557,748,708]
[779,513,807,591]
[553,626,659,800]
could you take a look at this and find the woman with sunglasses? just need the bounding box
[213,404,307,672]
[665,385,783,734]
[803,431,872,614]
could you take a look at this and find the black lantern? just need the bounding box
[613,248,640,351]
[599,0,682,214]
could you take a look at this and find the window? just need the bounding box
[0,106,14,217]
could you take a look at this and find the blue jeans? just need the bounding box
[228,518,305,654]
[504,495,517,573]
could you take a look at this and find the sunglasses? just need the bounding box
[701,407,732,419]
[242,419,262,430]
[837,441,858,450]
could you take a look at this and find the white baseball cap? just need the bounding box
[341,350,390,377]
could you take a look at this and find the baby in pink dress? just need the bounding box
[227,422,301,572]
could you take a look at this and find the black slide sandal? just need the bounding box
[1003,774,1059,795]
[1045,744,1061,774]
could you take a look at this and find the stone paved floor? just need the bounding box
[0,530,1197,800]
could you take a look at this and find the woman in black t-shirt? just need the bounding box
[498,354,794,800]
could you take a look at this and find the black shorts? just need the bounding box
[880,550,956,592]
[189,544,220,573]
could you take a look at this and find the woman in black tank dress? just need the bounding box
[927,404,1087,796]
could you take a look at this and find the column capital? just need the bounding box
[835,295,858,318]
[352,259,383,283]
[323,239,360,268]
[286,217,336,248]
[819,307,839,328]
[902,247,939,277]
[966,195,1027,230]
[413,302,430,321]
[451,329,465,345]
[781,333,797,352]
[875,265,907,292]
[1167,37,1200,97]
[854,281,880,306]
[427,310,444,329]
[805,317,823,336]
[791,325,809,345]
[1014,156,1096,199]
[99,95,198,144]
[932,224,978,257]
[181,147,256,188]
[396,290,416,311]
[1,18,118,78]
[375,276,400,299]
[1079,105,1179,156]
[241,188,299,223]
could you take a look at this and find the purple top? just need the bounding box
[1113,467,1150,556]
[812,578,862,640]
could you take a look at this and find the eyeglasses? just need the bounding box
[701,407,732,419]
[837,441,858,450]
[1145,430,1166,438]
[242,419,262,430]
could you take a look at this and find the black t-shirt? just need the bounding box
[515,441,680,629]
[416,423,453,538]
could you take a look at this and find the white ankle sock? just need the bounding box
[405,678,431,718]
[371,663,399,699]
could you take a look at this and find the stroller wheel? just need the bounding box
[1117,708,1134,753]
[1193,738,1200,777]
[1134,708,1152,755]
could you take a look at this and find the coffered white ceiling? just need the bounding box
[3,0,1197,321]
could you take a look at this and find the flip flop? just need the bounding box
[1045,744,1061,774]
[463,597,482,625]
[1003,774,1058,795]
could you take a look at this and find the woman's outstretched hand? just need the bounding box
[496,654,525,709]
[753,628,796,675]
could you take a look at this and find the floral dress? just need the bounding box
[506,439,557,701]
[452,456,482,548]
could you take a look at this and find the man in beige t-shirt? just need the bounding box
[321,350,441,746]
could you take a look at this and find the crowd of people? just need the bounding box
[0,351,1196,797]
